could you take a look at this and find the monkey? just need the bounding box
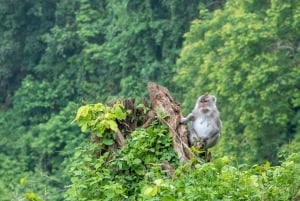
[180,93,222,149]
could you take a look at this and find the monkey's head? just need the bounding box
[195,93,217,114]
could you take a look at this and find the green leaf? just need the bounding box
[135,167,145,175]
[108,120,118,131]
[114,105,126,120]
[97,124,106,135]
[154,178,163,186]
[105,113,116,120]
[103,138,114,145]
[142,185,158,197]
[94,103,104,109]
[76,105,90,120]
[81,123,88,132]
[20,178,25,184]
[133,158,142,165]
[162,196,176,201]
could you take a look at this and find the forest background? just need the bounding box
[0,0,300,200]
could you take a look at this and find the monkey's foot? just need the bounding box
[195,141,204,150]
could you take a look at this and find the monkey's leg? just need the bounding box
[188,128,199,147]
[204,133,220,148]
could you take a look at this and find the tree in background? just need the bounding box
[1,0,217,199]
[39,0,202,102]
[1,0,299,199]
[175,0,300,164]
[0,0,56,108]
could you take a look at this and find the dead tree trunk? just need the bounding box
[147,82,192,162]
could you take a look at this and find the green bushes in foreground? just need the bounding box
[64,102,300,201]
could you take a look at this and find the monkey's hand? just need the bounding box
[195,141,204,150]
[180,117,187,124]
[180,113,194,124]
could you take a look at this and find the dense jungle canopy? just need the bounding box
[0,0,299,200]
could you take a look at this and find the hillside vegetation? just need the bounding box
[0,0,299,200]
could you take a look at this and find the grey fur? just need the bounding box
[180,94,222,149]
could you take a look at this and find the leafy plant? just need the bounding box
[73,102,127,146]
[65,102,178,200]
[66,101,300,201]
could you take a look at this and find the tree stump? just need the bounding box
[110,82,192,162]
[147,82,192,161]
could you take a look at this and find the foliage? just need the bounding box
[0,181,10,201]
[74,102,127,144]
[66,101,300,200]
[1,0,300,200]
[0,1,205,199]
[0,0,56,106]
[65,102,178,200]
[0,102,84,200]
[139,153,300,201]
[34,0,202,104]
[12,75,74,125]
[175,0,300,164]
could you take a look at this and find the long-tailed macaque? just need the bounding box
[180,93,222,149]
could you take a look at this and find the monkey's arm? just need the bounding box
[180,113,195,123]
[215,118,222,130]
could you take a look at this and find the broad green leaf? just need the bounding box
[114,105,126,120]
[105,113,116,120]
[94,103,104,109]
[154,179,163,186]
[76,105,90,120]
[135,167,145,175]
[97,124,106,135]
[81,123,88,132]
[142,186,158,197]
[162,196,176,201]
[133,158,142,165]
[107,120,118,131]
[102,138,114,146]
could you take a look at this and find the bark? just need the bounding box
[109,82,192,162]
[147,82,192,161]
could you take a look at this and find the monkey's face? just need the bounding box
[197,94,216,113]
[200,98,209,112]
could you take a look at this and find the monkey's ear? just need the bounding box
[212,96,217,103]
